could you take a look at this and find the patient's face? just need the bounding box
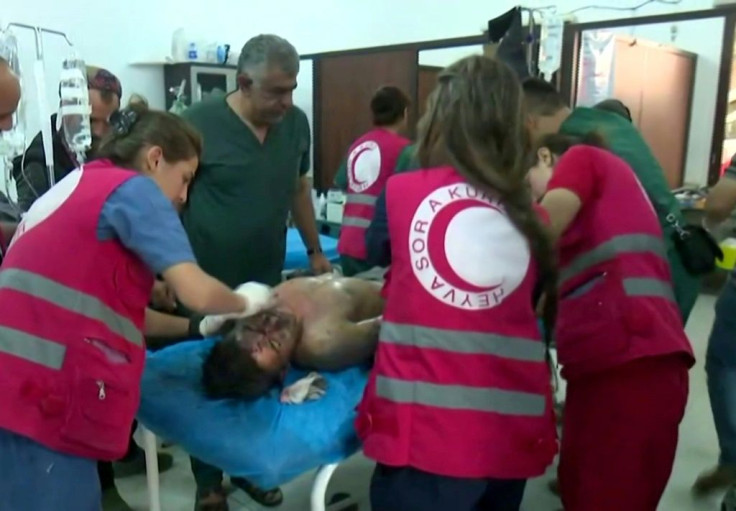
[232,308,300,373]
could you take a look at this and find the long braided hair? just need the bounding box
[416,56,558,340]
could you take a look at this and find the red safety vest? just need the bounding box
[0,160,154,461]
[338,128,410,260]
[356,166,557,479]
[553,146,695,379]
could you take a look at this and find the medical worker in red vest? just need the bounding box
[530,132,695,511]
[0,104,273,511]
[337,86,411,277]
[358,56,558,511]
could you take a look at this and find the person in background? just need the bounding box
[0,103,274,511]
[595,98,633,122]
[531,132,693,511]
[522,78,699,325]
[359,56,558,511]
[12,66,122,212]
[180,34,329,510]
[0,57,21,248]
[693,156,736,495]
[337,86,411,276]
[0,56,20,131]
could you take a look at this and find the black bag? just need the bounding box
[667,213,724,276]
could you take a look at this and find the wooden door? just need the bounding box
[637,45,694,188]
[314,50,418,190]
[611,37,695,188]
[417,66,442,119]
[611,38,646,125]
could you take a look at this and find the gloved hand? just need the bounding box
[198,282,274,337]
[198,314,228,337]
[234,281,274,317]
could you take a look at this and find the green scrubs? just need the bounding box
[394,143,420,173]
[561,107,699,323]
[181,94,311,288]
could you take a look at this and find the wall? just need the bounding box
[0,0,717,190]
[418,45,484,67]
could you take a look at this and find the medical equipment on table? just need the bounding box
[138,338,368,511]
[56,54,91,164]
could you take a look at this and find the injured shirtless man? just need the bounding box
[202,274,383,401]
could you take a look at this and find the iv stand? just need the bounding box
[5,23,74,189]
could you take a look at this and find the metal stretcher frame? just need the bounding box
[140,425,341,511]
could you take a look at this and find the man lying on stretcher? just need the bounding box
[201,274,384,401]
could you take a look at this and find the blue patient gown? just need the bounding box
[138,338,368,488]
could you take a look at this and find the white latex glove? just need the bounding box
[234,282,274,317]
[199,314,228,337]
[198,282,274,337]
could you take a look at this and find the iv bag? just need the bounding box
[0,28,25,161]
[58,54,91,161]
[538,15,564,81]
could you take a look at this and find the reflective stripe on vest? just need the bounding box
[560,234,666,283]
[0,325,66,369]
[376,375,547,416]
[381,322,545,362]
[560,234,674,301]
[342,217,372,228]
[342,194,377,229]
[0,268,143,347]
[346,193,377,206]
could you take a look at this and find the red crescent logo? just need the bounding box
[427,199,505,294]
[349,146,372,186]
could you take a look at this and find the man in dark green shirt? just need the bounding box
[181,34,330,511]
[522,78,699,325]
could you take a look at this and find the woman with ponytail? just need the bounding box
[531,132,694,511]
[357,56,557,511]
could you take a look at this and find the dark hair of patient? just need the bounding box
[202,334,280,401]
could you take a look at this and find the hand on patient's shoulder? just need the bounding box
[280,372,327,405]
[235,282,275,316]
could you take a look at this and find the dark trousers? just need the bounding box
[191,456,224,491]
[97,420,140,490]
[370,464,526,511]
[706,278,736,467]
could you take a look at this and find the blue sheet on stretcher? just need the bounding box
[138,338,368,488]
[284,228,340,271]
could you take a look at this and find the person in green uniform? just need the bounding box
[522,78,699,325]
[180,34,331,511]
